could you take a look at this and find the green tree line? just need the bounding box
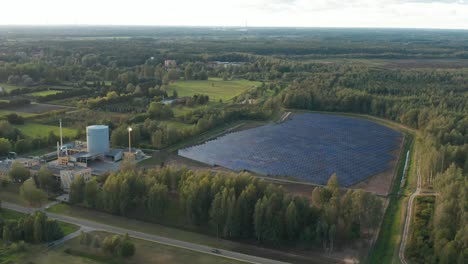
[69,167,382,249]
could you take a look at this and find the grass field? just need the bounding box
[60,222,80,236]
[0,109,37,117]
[28,90,63,97]
[172,104,212,118]
[0,83,25,92]
[367,133,415,264]
[46,204,331,264]
[27,231,244,264]
[0,207,26,220]
[160,120,194,130]
[46,204,231,249]
[15,123,78,138]
[167,78,259,101]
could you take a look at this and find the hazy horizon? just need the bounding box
[0,0,467,30]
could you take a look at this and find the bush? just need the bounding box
[101,233,135,257]
[1,179,9,187]
[91,235,101,248]
[79,231,92,246]
[10,241,27,253]
[119,239,135,257]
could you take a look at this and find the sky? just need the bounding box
[0,0,467,29]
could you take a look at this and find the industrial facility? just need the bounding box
[57,124,138,166]
[1,121,146,193]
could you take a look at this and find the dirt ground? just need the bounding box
[350,136,404,197]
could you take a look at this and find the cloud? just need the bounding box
[238,0,468,12]
[0,0,467,29]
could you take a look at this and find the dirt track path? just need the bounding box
[399,158,437,264]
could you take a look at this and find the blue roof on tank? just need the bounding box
[87,125,108,129]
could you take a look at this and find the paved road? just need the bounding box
[2,201,288,264]
[49,226,95,249]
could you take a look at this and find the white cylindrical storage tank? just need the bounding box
[87,125,109,154]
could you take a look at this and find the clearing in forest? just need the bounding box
[167,78,260,101]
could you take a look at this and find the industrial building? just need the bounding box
[2,122,147,193]
[58,125,125,166]
[87,125,110,154]
[28,163,92,192]
[59,167,92,192]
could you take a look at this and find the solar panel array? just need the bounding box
[179,113,402,187]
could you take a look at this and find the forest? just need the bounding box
[68,166,382,250]
[0,27,466,263]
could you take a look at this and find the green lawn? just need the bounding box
[15,123,78,138]
[0,83,25,92]
[0,207,25,220]
[27,231,244,264]
[167,78,259,101]
[59,222,80,236]
[28,90,63,97]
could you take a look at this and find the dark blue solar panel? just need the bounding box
[178,113,402,187]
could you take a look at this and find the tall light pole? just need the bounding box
[127,127,132,153]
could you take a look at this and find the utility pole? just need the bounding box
[127,127,133,153]
[59,119,63,148]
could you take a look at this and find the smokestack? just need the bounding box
[59,119,63,148]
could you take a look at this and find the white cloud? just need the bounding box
[0,0,466,29]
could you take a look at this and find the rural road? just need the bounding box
[398,158,437,264]
[1,201,288,264]
[398,161,421,264]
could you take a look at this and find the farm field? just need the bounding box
[25,231,244,264]
[15,123,78,138]
[167,78,260,101]
[28,89,63,97]
[179,113,403,188]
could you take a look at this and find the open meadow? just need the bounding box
[27,90,63,97]
[167,78,260,101]
[15,123,78,138]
